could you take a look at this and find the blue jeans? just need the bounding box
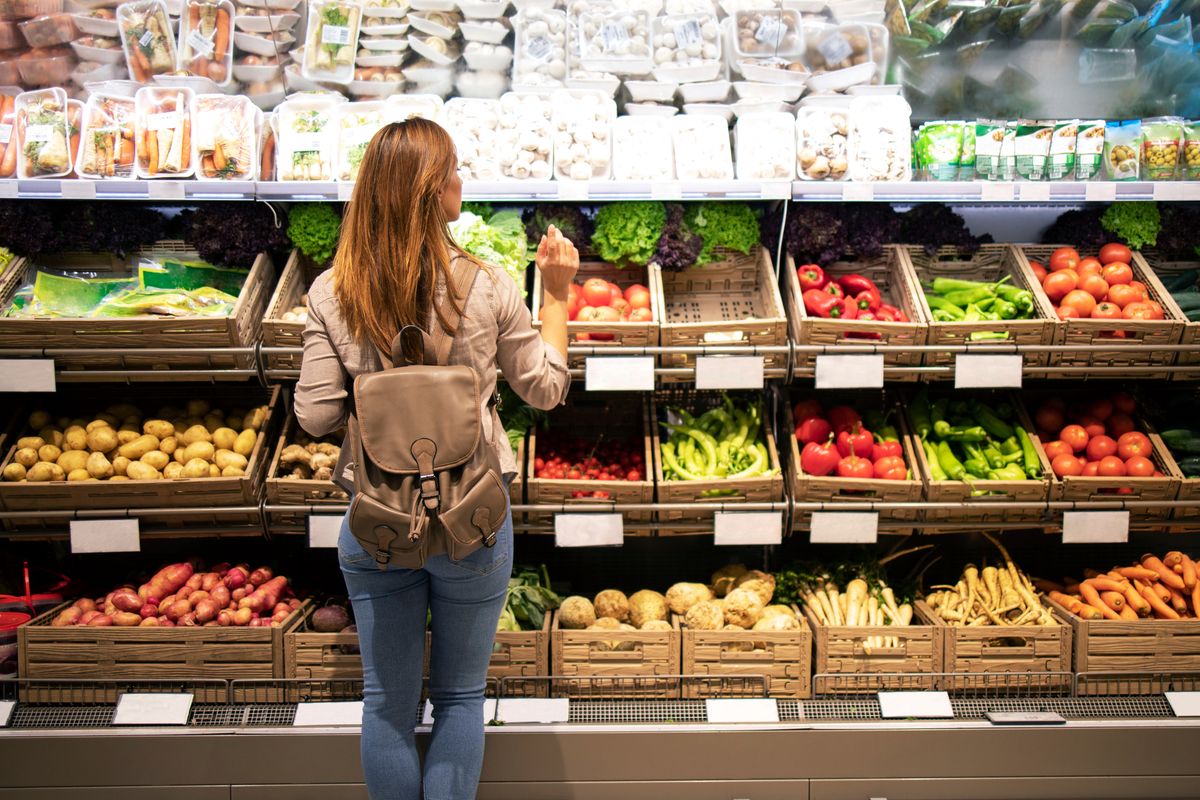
[338,501,512,800]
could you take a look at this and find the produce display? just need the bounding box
[1030,392,1163,481]
[798,267,910,325]
[910,389,1042,485]
[558,589,674,637]
[658,394,776,483]
[924,535,1054,627]
[116,0,175,82]
[276,431,340,483]
[76,94,135,179]
[549,278,653,333]
[498,565,560,633]
[675,565,801,635]
[920,273,1037,334]
[15,87,71,178]
[177,0,232,86]
[135,87,193,178]
[1029,243,1165,324]
[446,206,529,295]
[779,564,913,648]
[531,433,645,499]
[193,94,256,180]
[792,398,910,481]
[1045,550,1200,621]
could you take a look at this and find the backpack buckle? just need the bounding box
[419,472,439,511]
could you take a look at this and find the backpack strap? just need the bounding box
[428,257,480,367]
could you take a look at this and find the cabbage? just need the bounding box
[449,209,530,296]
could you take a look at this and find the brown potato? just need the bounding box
[173,448,187,465]
[245,406,268,431]
[142,420,176,440]
[212,427,237,451]
[208,463,221,477]
[118,434,160,460]
[56,450,89,473]
[112,456,130,476]
[38,427,64,447]
[159,436,178,455]
[214,450,247,471]
[86,451,114,479]
[109,475,130,481]
[181,424,212,445]
[125,462,160,481]
[203,414,225,432]
[221,465,245,477]
[28,410,50,430]
[85,419,110,433]
[26,462,57,482]
[2,463,26,481]
[234,429,256,457]
[63,428,88,451]
[226,415,243,431]
[183,458,210,479]
[86,426,118,453]
[67,468,91,481]
[48,463,65,481]
[183,441,215,463]
[16,436,45,450]
[38,444,62,463]
[140,450,170,471]
[117,429,140,445]
[163,462,184,480]
[15,447,38,468]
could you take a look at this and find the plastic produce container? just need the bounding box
[735,111,794,179]
[16,46,75,85]
[71,9,118,37]
[0,88,17,178]
[276,94,339,180]
[803,21,873,90]
[117,0,176,81]
[731,9,803,60]
[439,96,502,179]
[75,92,136,179]
[796,100,849,181]
[612,115,674,180]
[512,8,566,89]
[71,35,126,63]
[848,94,911,182]
[574,5,652,75]
[650,11,721,83]
[15,86,71,177]
[177,0,234,86]
[385,91,442,119]
[336,99,387,181]
[18,12,74,47]
[133,85,195,178]
[0,0,62,22]
[192,93,257,179]
[672,113,732,179]
[550,88,613,181]
[301,0,361,83]
[493,90,552,180]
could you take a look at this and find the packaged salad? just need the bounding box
[0,88,17,178]
[134,86,195,179]
[277,95,339,180]
[913,120,962,181]
[117,0,176,82]
[177,0,233,86]
[15,87,72,178]
[337,100,388,181]
[193,93,257,180]
[1045,120,1077,181]
[1141,116,1182,181]
[1184,120,1200,181]
[1014,119,1052,181]
[1074,119,1105,180]
[76,93,135,179]
[302,0,362,84]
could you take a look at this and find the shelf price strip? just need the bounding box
[0,359,56,392]
[695,355,764,390]
[954,354,1023,389]
[113,693,194,726]
[69,519,139,554]
[0,700,14,727]
[814,354,884,389]
[877,691,954,719]
[584,357,654,391]
[713,511,782,546]
[496,698,570,724]
[555,514,623,547]
[308,514,343,548]
[809,511,879,544]
[293,701,364,727]
[1062,511,1129,544]
[705,698,780,724]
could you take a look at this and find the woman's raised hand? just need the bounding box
[535,224,579,299]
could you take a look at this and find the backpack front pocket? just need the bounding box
[439,470,509,562]
[348,491,429,570]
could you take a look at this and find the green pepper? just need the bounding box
[942,286,996,307]
[931,398,952,438]
[991,298,1019,319]
[661,443,703,481]
[930,277,992,294]
[969,331,1011,341]
[1015,425,1042,479]
[988,464,1027,481]
[937,441,967,481]
[926,295,967,319]
[971,401,1014,439]
[964,458,991,477]
[982,444,1006,469]
[943,425,989,442]
[1000,436,1021,455]
[994,283,1033,313]
[923,439,948,480]
[911,389,933,439]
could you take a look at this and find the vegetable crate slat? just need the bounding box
[679,608,812,699]
[1156,440,1200,521]
[654,246,788,380]
[0,385,280,526]
[914,600,1071,692]
[803,606,944,693]
[907,391,1054,526]
[18,600,309,704]
[785,247,927,380]
[261,249,318,371]
[652,389,784,525]
[1135,249,1200,377]
[1017,245,1183,378]
[264,413,348,531]
[551,611,681,699]
[526,395,655,527]
[0,242,275,378]
[1045,596,1200,695]
[531,260,662,370]
[899,244,1058,373]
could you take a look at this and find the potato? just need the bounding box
[183,441,215,463]
[112,456,130,476]
[38,444,62,463]
[204,414,225,432]
[62,428,87,451]
[159,436,178,455]
[85,419,109,433]
[181,424,212,445]
[215,450,248,471]
[26,462,57,482]
[183,458,210,478]
[163,462,184,480]
[143,420,176,440]
[234,429,256,456]
[16,436,45,450]
[56,450,89,473]
[118,434,160,460]
[208,463,221,477]
[38,427,64,447]
[86,451,114,479]
[212,427,237,451]
[221,465,245,477]
[67,468,91,481]
[173,448,187,465]
[226,415,243,432]
[110,475,130,481]
[140,450,170,471]
[3,463,26,481]
[187,400,211,418]
[86,427,118,454]
[117,429,140,445]
[28,410,50,430]
[126,462,160,481]
[245,406,268,431]
[15,448,38,468]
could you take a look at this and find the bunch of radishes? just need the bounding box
[51,561,300,628]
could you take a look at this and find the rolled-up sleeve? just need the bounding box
[295,295,349,437]
[494,271,571,411]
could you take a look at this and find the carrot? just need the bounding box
[1084,576,1127,594]
[1168,586,1189,616]
[1192,582,1200,619]
[212,142,226,172]
[1140,584,1180,620]
[1118,605,1139,620]
[1123,584,1151,617]
[188,2,200,29]
[177,95,189,170]
[0,96,17,178]
[130,39,151,81]
[1048,590,1080,612]
[1076,605,1104,620]
[68,105,80,171]
[1035,578,1065,594]
[120,131,134,167]
[214,8,229,61]
[260,131,274,180]
[1180,554,1197,592]
[1116,566,1159,582]
[16,110,30,177]
[1163,551,1184,569]
[1079,582,1121,620]
[1143,554,1186,590]
[1099,590,1125,612]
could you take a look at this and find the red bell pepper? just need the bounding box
[836,425,874,459]
[853,287,881,312]
[871,440,903,461]
[837,273,877,296]
[795,415,833,445]
[847,310,883,339]
[825,282,845,299]
[878,302,909,323]
[797,264,826,291]
[800,441,840,477]
[803,289,857,319]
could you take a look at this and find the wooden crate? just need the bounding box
[915,600,1071,692]
[787,390,923,525]
[261,249,322,371]
[679,607,812,699]
[653,390,784,523]
[0,242,274,377]
[264,413,349,530]
[785,247,927,380]
[1154,433,1200,520]
[531,260,661,370]
[1046,595,1200,695]
[0,385,279,521]
[655,246,788,379]
[551,610,681,699]
[907,391,1053,525]
[1135,249,1200,375]
[803,606,943,693]
[19,600,308,703]
[1016,244,1183,378]
[526,395,654,526]
[899,244,1058,373]
[509,435,525,524]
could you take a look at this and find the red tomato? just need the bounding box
[873,455,907,481]
[1060,425,1090,453]
[1106,283,1141,308]
[1088,399,1114,421]
[1043,440,1074,461]
[575,305,600,322]
[1125,455,1155,477]
[1097,455,1127,477]
[1035,405,1065,434]
[1029,260,1047,283]
[608,283,623,304]
[1085,434,1117,461]
[628,307,653,322]
[1076,257,1103,278]
[581,278,612,308]
[836,454,874,479]
[610,297,631,317]
[1080,274,1109,301]
[1106,413,1135,437]
[1051,454,1085,477]
[1128,280,1150,300]
[1062,289,1097,317]
[1049,247,1080,272]
[1081,461,1101,477]
[1056,306,1080,320]
[1101,263,1133,285]
[1092,301,1123,320]
[1043,270,1078,303]
[594,306,621,323]
[1077,415,1106,439]
[795,415,833,445]
[1123,302,1156,321]
[624,284,651,309]
[1143,300,1165,320]
[793,399,823,421]
[1117,432,1152,460]
[1099,243,1133,266]
[827,405,862,433]
[567,283,580,312]
[1111,392,1136,415]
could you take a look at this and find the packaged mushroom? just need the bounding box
[804,21,873,91]
[302,0,362,83]
[847,94,910,182]
[796,101,849,181]
[385,92,442,119]
[672,113,732,179]
[732,9,803,60]
[735,111,794,180]
[651,12,721,83]
[493,91,553,180]
[439,96,502,179]
[550,88,614,181]
[337,99,387,180]
[574,4,653,75]
[512,8,566,89]
[612,115,674,180]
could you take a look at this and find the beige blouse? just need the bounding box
[294,258,570,484]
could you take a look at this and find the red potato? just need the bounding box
[231,588,246,603]
[224,566,248,589]
[201,573,221,592]
[53,607,82,626]
[73,598,96,613]
[104,603,118,617]
[112,612,141,627]
[159,594,177,609]
[139,617,159,627]
[217,609,234,626]
[203,621,221,627]
[177,586,194,600]
[111,589,142,613]
[211,562,231,574]
[186,574,203,591]
[248,566,273,586]
[165,599,192,621]
[189,590,209,604]
[194,599,219,623]
[244,583,256,596]
[139,604,158,619]
[157,617,175,627]
[87,615,113,626]
[233,607,253,626]
[273,602,291,616]
[209,584,230,608]
[79,610,101,625]
[288,598,302,610]
[272,609,290,624]
[179,612,198,627]
[240,576,288,613]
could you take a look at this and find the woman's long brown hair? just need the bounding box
[332,118,467,355]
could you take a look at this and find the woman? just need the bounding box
[294,117,578,800]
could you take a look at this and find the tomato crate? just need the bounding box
[678,606,812,699]
[1017,244,1183,379]
[802,606,944,693]
[0,242,274,378]
[1135,249,1200,377]
[654,246,788,381]
[652,389,784,524]
[914,601,1071,692]
[787,390,923,526]
[906,391,1054,526]
[0,385,280,526]
[531,259,661,370]
[18,600,309,704]
[261,249,322,371]
[550,611,681,699]
[899,244,1058,374]
[784,246,927,381]
[1045,595,1200,695]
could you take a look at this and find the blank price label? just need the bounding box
[986,711,1065,725]
[1154,183,1192,202]
[148,181,186,200]
[308,514,343,548]
[954,354,1023,389]
[0,180,17,198]
[713,512,782,546]
[497,698,570,724]
[1018,183,1051,202]
[585,357,654,391]
[0,359,55,392]
[555,514,623,547]
[558,181,588,201]
[70,519,139,554]
[760,181,790,200]
[695,355,764,390]
[650,181,683,200]
[981,182,1014,201]
[877,691,953,719]
[842,183,873,202]
[1062,510,1129,544]
[293,701,363,726]
[113,693,193,726]
[705,699,779,724]
[337,182,355,201]
[0,700,13,727]
[1084,182,1117,201]
[810,511,878,544]
[424,699,496,725]
[815,354,884,389]
[61,180,96,199]
[1165,692,1200,717]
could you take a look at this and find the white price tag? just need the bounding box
[1062,510,1129,544]
[0,700,14,727]
[1165,692,1200,717]
[842,183,873,201]
[69,519,139,554]
[695,356,764,390]
[145,111,180,132]
[558,180,588,201]
[496,698,569,724]
[1084,181,1117,201]
[61,180,96,200]
[322,24,352,45]
[308,514,342,548]
[148,181,186,200]
[1019,183,1051,201]
[0,359,55,392]
[954,354,1023,389]
[810,511,878,544]
[986,711,1065,725]
[337,181,354,201]
[139,29,155,47]
[1154,183,1190,201]
[760,181,790,200]
[0,180,15,198]
[705,698,779,724]
[814,354,884,389]
[555,513,623,547]
[23,124,53,143]
[585,356,654,391]
[981,182,1014,201]
[525,35,553,61]
[0,123,13,145]
[186,29,216,56]
[714,511,782,546]
[650,181,683,200]
[293,701,363,726]
[877,691,953,719]
[113,693,193,726]
[424,699,496,725]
